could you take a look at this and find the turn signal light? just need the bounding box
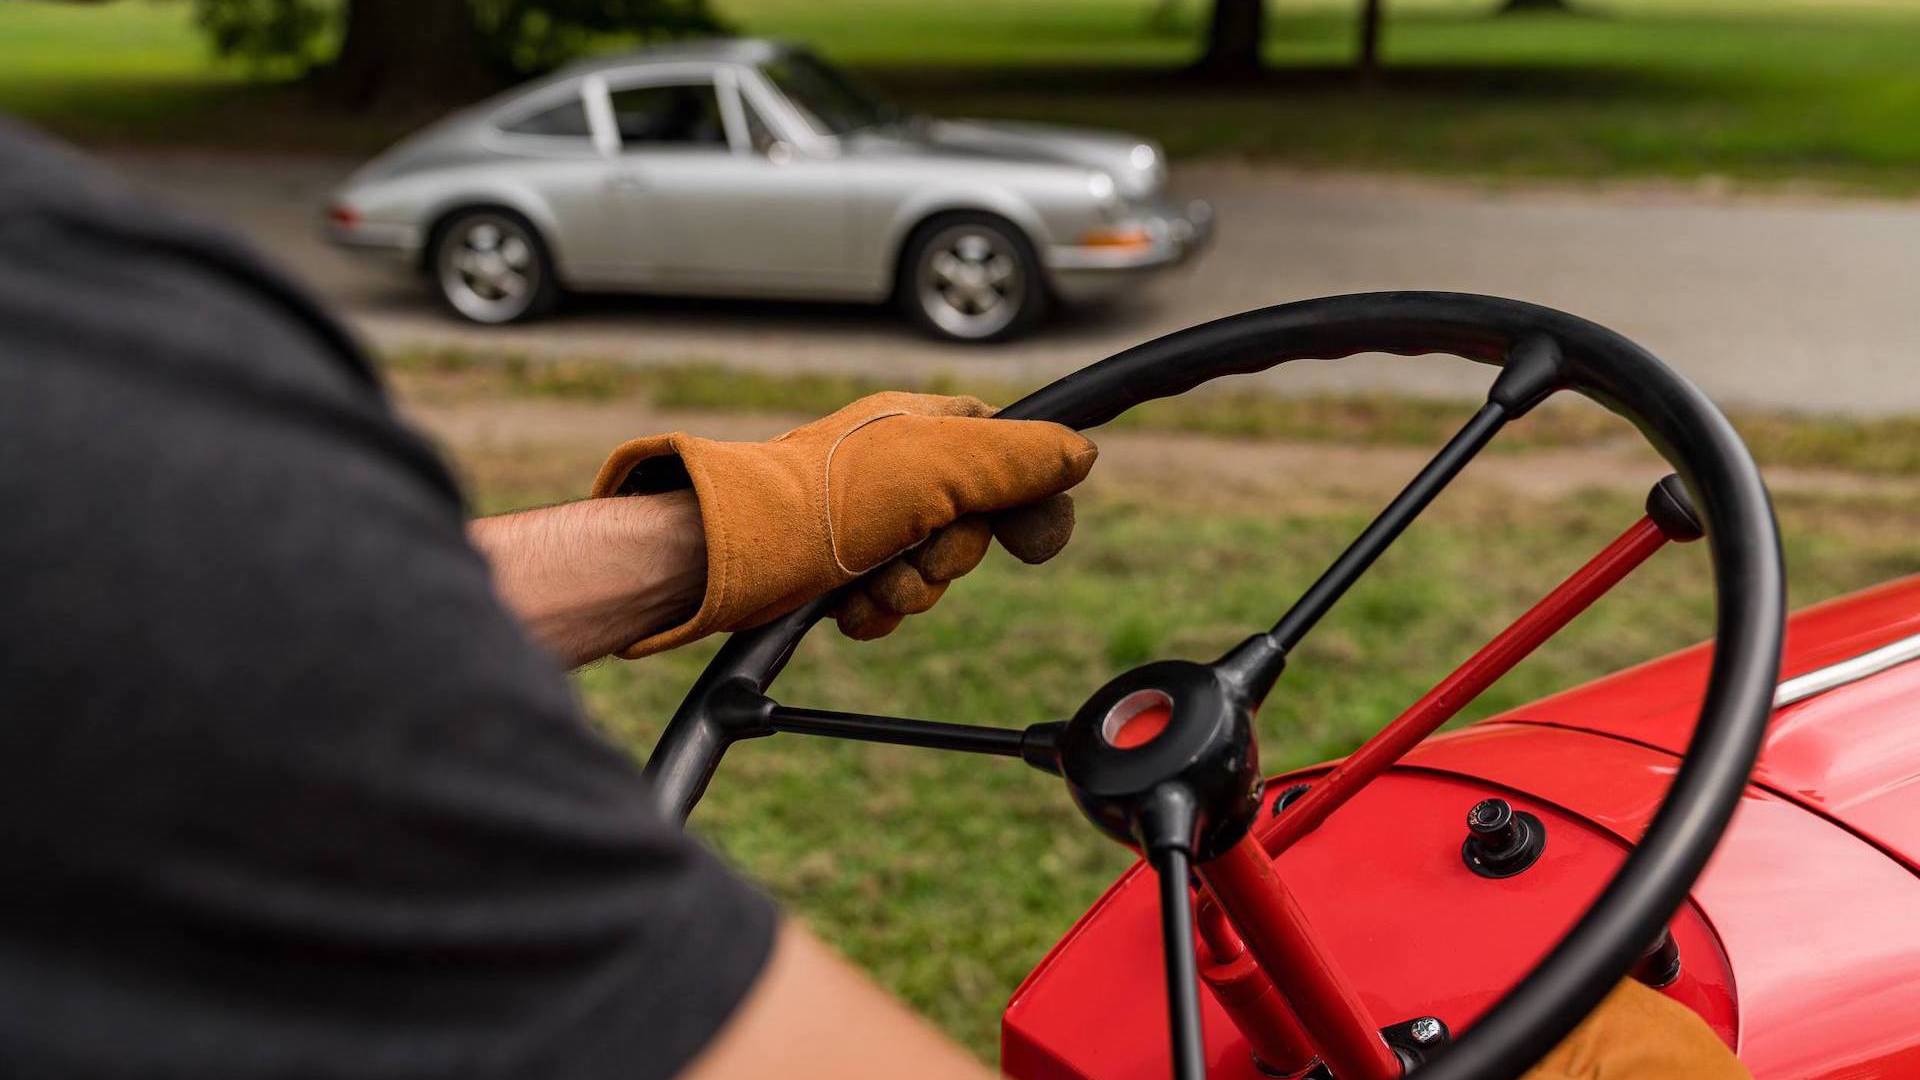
[325,203,362,227]
[1077,226,1154,250]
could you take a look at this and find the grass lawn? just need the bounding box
[396,354,1920,1060]
[7,0,1920,189]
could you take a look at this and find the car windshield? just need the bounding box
[761,52,894,136]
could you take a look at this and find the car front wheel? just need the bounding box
[431,209,559,325]
[900,214,1047,344]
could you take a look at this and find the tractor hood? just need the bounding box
[1005,577,1920,1080]
[1498,574,1920,873]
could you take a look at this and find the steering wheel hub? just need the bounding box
[1058,660,1264,861]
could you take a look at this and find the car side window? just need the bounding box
[607,83,728,149]
[500,98,592,139]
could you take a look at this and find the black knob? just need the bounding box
[1462,797,1546,878]
[1632,926,1682,988]
[1270,782,1311,816]
[1468,798,1516,838]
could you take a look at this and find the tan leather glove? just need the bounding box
[591,392,1097,657]
[1521,980,1748,1080]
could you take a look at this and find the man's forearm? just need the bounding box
[682,921,999,1080]
[469,491,706,668]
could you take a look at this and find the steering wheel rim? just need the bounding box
[645,291,1785,1080]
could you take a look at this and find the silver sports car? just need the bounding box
[324,39,1211,342]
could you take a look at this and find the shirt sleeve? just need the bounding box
[0,124,777,1080]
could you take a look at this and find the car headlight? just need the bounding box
[1129,143,1157,171]
[1087,171,1117,202]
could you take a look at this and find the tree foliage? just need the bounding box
[193,0,334,72]
[191,0,725,85]
[475,0,725,74]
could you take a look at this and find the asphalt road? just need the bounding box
[114,151,1920,416]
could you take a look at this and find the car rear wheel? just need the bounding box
[431,210,558,325]
[900,214,1047,344]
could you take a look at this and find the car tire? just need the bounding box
[429,208,560,325]
[897,213,1048,344]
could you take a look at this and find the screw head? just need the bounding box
[1467,797,1513,835]
[1409,1017,1443,1044]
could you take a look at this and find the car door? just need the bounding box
[484,83,630,282]
[595,69,855,296]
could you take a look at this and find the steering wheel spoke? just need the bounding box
[1149,845,1209,1080]
[766,703,1064,770]
[1214,335,1568,703]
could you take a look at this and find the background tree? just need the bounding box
[1195,0,1264,76]
[1195,0,1393,78]
[1357,0,1384,73]
[191,0,724,109]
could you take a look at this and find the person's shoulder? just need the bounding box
[0,117,382,391]
[0,116,150,222]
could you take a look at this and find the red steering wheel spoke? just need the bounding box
[1192,474,1704,1077]
[1261,475,1702,860]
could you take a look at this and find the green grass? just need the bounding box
[10,0,1920,187]
[799,1,1920,188]
[387,348,1920,478]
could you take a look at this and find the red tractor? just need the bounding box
[649,293,1919,1078]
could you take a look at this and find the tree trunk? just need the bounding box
[1356,0,1384,73]
[320,0,499,110]
[1196,0,1265,77]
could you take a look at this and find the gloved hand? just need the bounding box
[1521,980,1748,1080]
[591,392,1097,658]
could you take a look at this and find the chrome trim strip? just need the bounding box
[1775,631,1920,708]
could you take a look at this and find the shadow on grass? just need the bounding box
[860,59,1712,109]
[12,53,1714,156]
[2,78,438,155]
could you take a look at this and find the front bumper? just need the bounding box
[1046,198,1214,303]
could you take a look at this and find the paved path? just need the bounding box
[115,151,1920,416]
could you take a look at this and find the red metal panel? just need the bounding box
[1510,575,1920,754]
[1407,724,1920,1079]
[1007,578,1920,1079]
[1003,736,1739,1079]
[1757,661,1920,871]
[1501,573,1920,872]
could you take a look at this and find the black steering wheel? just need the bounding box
[642,292,1785,1080]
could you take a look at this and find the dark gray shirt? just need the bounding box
[0,122,774,1080]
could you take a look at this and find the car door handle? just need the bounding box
[607,173,648,193]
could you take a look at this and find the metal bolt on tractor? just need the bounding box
[648,293,1920,1078]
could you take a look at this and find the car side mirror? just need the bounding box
[765,140,794,165]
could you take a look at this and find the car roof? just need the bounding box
[555,37,792,78]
